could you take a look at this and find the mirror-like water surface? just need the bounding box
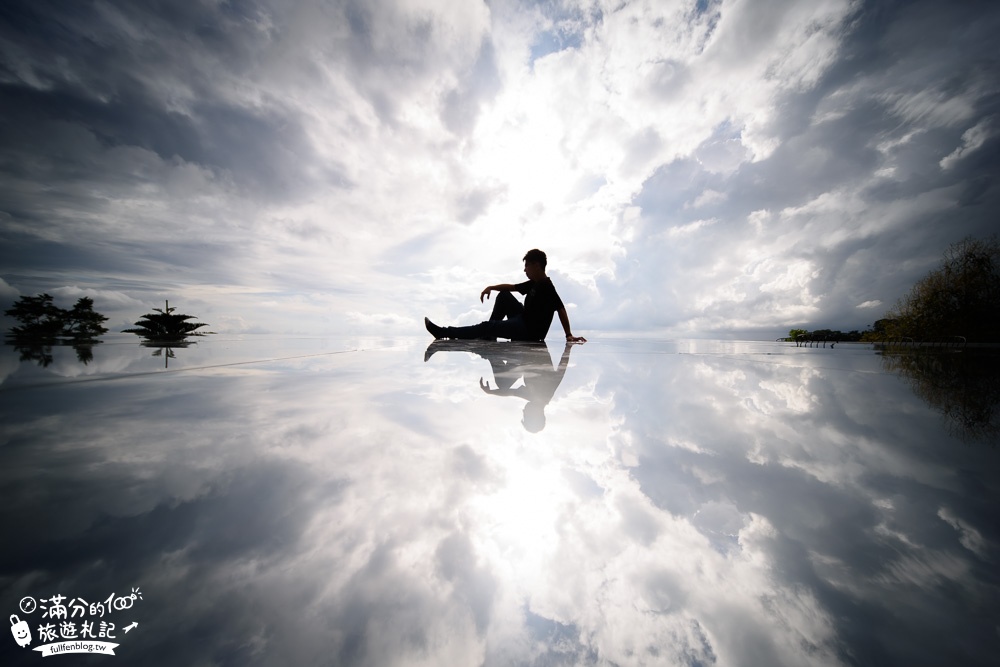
[1,337,997,666]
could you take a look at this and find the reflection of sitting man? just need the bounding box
[426,340,575,432]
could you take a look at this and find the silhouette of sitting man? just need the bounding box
[425,249,587,343]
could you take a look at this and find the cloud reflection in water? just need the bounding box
[0,340,997,666]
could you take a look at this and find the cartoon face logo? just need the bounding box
[10,615,32,647]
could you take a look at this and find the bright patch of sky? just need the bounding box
[1,0,998,338]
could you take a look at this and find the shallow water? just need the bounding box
[1,336,998,665]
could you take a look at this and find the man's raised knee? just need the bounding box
[497,291,518,305]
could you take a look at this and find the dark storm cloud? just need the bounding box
[0,1,338,201]
[0,1,318,310]
[0,0,508,336]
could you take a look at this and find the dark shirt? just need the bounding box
[515,278,565,340]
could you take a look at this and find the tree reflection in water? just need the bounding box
[143,340,194,368]
[10,341,98,366]
[6,339,188,370]
[880,349,1000,445]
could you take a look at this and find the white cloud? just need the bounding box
[50,286,148,310]
[345,311,416,331]
[940,118,995,170]
[0,276,19,300]
[668,217,717,238]
[937,507,989,558]
[687,189,728,208]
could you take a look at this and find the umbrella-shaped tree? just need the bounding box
[123,301,210,342]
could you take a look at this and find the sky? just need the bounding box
[1,0,998,339]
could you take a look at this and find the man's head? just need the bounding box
[523,248,547,281]
[522,401,546,432]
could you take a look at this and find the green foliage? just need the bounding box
[860,319,894,342]
[881,236,1000,342]
[809,329,863,342]
[66,297,110,339]
[787,328,862,342]
[4,294,109,341]
[123,301,209,341]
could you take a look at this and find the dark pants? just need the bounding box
[443,291,533,341]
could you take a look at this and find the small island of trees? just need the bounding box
[788,236,999,345]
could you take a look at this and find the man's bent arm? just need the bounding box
[557,307,587,343]
[481,284,518,302]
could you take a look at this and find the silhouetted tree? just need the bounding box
[4,294,64,340]
[860,319,896,342]
[787,328,863,343]
[5,294,108,341]
[65,297,109,340]
[123,300,209,341]
[880,236,1000,342]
